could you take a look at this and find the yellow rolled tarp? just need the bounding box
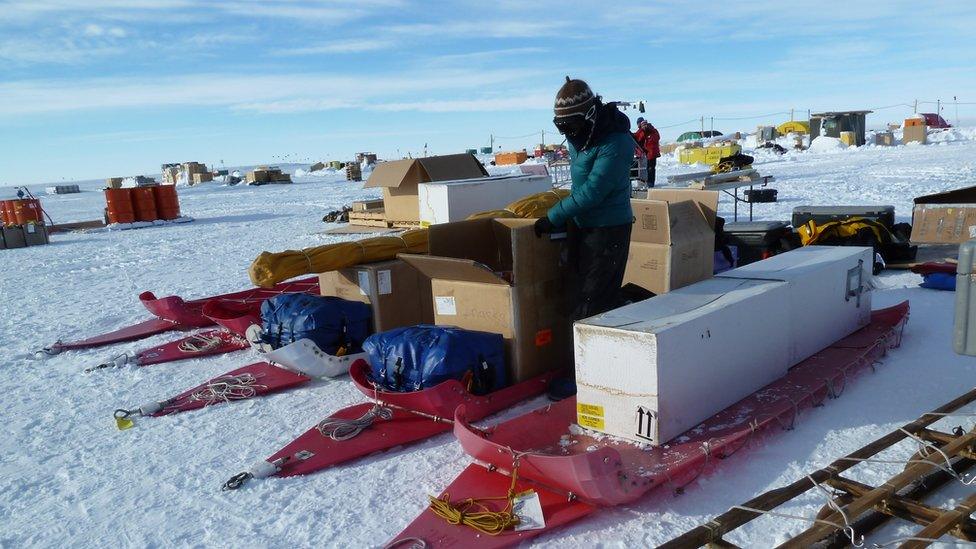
[248,188,570,288]
[249,229,428,288]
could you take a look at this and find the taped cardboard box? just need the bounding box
[318,259,433,332]
[400,218,571,382]
[644,188,720,230]
[364,154,488,222]
[623,199,715,295]
[911,185,976,244]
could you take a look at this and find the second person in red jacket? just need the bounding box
[633,117,661,187]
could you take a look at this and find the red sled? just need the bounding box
[221,359,559,490]
[390,302,909,548]
[86,329,251,373]
[42,277,318,355]
[115,362,311,421]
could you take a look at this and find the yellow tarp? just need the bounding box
[248,189,570,288]
[465,189,569,220]
[776,121,810,135]
[797,217,888,246]
[249,229,429,288]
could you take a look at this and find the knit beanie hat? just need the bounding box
[554,76,597,119]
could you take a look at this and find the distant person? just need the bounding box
[534,76,634,321]
[633,117,661,187]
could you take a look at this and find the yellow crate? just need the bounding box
[679,144,741,166]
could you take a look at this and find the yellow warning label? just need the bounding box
[577,403,605,417]
[577,414,605,430]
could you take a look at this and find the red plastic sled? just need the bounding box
[222,360,558,488]
[133,329,250,367]
[157,362,310,415]
[390,302,909,547]
[43,277,318,355]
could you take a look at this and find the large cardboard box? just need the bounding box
[400,218,570,382]
[192,172,213,185]
[623,199,714,295]
[903,124,927,144]
[494,151,528,166]
[318,259,433,332]
[575,246,873,445]
[417,174,552,225]
[910,185,976,244]
[364,154,488,222]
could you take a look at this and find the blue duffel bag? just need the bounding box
[260,294,372,354]
[363,325,507,394]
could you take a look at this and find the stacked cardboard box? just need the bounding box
[245,166,289,185]
[192,172,214,185]
[319,259,434,332]
[494,151,528,166]
[401,218,571,382]
[623,189,718,295]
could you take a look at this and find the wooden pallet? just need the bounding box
[660,387,976,549]
[389,219,425,229]
[348,210,390,228]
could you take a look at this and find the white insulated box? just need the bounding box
[716,245,873,363]
[417,174,552,225]
[574,245,873,445]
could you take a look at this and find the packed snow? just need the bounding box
[2,133,976,547]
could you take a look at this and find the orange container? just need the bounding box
[904,118,924,127]
[151,184,181,220]
[0,200,11,225]
[131,187,158,222]
[104,188,136,224]
[13,199,43,225]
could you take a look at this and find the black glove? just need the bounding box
[534,216,555,237]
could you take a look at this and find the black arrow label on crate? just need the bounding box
[636,406,656,442]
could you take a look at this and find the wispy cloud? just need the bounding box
[273,38,397,56]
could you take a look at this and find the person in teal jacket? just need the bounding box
[535,77,635,321]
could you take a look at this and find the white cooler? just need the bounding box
[417,174,552,225]
[574,246,873,445]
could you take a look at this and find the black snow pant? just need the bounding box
[646,157,657,188]
[565,223,633,321]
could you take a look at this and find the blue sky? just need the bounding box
[2,0,975,185]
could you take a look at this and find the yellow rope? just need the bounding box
[427,455,525,536]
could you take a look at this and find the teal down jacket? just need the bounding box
[547,131,634,229]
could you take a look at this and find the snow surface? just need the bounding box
[3,135,976,547]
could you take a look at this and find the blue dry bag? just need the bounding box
[363,325,507,394]
[260,294,372,354]
[920,272,956,291]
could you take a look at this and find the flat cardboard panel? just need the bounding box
[398,254,508,285]
[646,189,720,230]
[622,243,672,295]
[418,154,488,181]
[364,159,424,189]
[910,205,976,244]
[427,218,509,272]
[630,200,671,245]
[318,259,434,332]
[575,277,792,444]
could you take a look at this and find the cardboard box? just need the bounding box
[400,218,570,382]
[1,226,26,249]
[903,124,927,144]
[494,151,528,166]
[23,223,49,246]
[645,188,720,230]
[365,154,488,222]
[246,170,270,184]
[192,172,213,185]
[875,131,895,146]
[575,246,873,445]
[623,199,715,295]
[910,185,976,244]
[417,174,552,225]
[318,259,433,332]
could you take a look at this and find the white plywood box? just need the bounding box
[717,245,873,363]
[575,277,793,445]
[417,174,552,225]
